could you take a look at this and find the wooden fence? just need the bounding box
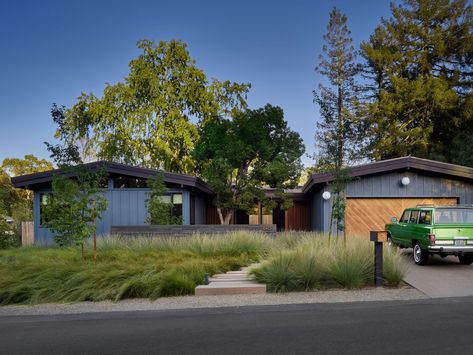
[21,221,34,246]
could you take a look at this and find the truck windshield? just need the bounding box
[435,208,473,224]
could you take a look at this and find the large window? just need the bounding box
[418,211,432,225]
[409,210,420,224]
[171,193,183,221]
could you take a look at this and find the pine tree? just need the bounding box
[362,0,473,164]
[313,8,361,239]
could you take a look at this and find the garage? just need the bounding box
[345,197,458,238]
[304,156,473,235]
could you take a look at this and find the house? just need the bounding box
[11,162,213,244]
[11,156,473,244]
[304,156,473,236]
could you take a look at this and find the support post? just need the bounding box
[370,231,386,287]
[259,202,263,225]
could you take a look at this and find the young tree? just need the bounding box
[62,39,250,174]
[313,8,361,239]
[361,0,473,164]
[193,105,304,224]
[44,105,107,260]
[146,174,182,225]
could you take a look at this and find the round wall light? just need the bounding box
[322,191,331,200]
[401,176,410,186]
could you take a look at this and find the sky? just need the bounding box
[0,0,393,167]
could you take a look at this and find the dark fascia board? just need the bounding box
[11,161,214,196]
[302,156,473,193]
[262,188,306,201]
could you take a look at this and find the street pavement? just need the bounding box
[2,297,473,354]
[402,250,473,297]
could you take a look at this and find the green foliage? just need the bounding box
[0,155,53,233]
[361,0,473,165]
[193,104,305,223]
[146,174,182,225]
[0,232,269,305]
[0,202,19,249]
[252,235,406,291]
[63,39,250,174]
[44,168,108,246]
[313,9,360,236]
[313,8,364,170]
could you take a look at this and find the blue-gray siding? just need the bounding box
[33,179,206,244]
[312,171,473,234]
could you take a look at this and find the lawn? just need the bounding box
[0,232,407,305]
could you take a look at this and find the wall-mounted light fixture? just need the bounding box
[401,176,410,186]
[322,191,331,200]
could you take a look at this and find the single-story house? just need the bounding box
[11,156,473,243]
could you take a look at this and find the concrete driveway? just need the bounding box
[402,249,473,298]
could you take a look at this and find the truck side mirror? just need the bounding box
[391,217,398,223]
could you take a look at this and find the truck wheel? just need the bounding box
[458,254,473,265]
[413,242,429,265]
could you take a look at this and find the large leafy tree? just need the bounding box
[361,0,473,164]
[0,155,53,223]
[313,8,362,237]
[193,104,304,224]
[63,39,249,174]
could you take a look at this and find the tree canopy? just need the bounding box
[62,39,250,174]
[361,0,473,165]
[193,104,305,224]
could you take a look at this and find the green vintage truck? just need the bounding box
[386,205,473,265]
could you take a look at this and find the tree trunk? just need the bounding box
[217,207,233,225]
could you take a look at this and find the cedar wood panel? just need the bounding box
[346,197,458,238]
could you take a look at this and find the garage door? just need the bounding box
[346,198,458,238]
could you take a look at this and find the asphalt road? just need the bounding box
[2,297,473,355]
[402,249,473,297]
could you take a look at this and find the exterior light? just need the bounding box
[401,176,410,186]
[322,191,331,200]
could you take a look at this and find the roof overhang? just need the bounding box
[303,156,473,194]
[11,161,214,196]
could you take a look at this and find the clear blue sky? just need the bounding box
[0,0,393,167]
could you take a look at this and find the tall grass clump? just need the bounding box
[252,234,407,292]
[0,232,271,305]
[383,246,408,286]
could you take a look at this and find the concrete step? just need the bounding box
[195,283,267,296]
[195,263,265,296]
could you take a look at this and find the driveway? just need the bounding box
[402,249,473,298]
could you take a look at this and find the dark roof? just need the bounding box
[303,156,473,194]
[11,161,214,195]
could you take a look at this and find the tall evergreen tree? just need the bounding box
[362,0,473,164]
[313,8,361,238]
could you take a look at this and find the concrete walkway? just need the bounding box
[195,264,266,296]
[403,250,473,298]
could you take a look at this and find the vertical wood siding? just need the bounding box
[285,201,311,231]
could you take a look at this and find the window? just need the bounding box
[409,210,420,224]
[171,193,183,221]
[40,193,50,226]
[435,208,473,224]
[113,176,147,188]
[418,211,432,225]
[401,210,411,223]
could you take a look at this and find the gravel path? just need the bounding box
[0,286,426,316]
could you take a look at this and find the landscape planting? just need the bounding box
[0,232,406,305]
